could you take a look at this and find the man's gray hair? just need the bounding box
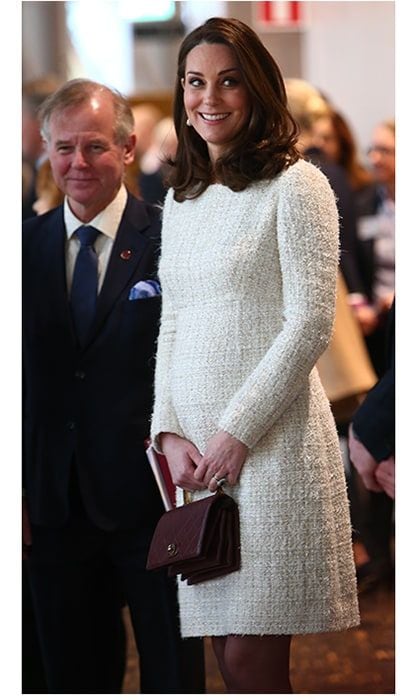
[38,78,135,145]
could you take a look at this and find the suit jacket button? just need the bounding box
[75,370,86,379]
[67,421,75,430]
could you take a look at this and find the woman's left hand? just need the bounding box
[194,430,249,492]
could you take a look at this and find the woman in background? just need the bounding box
[32,159,64,215]
[311,109,373,192]
[312,110,395,594]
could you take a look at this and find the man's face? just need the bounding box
[368,125,395,187]
[47,93,135,221]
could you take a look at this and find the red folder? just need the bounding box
[145,439,176,511]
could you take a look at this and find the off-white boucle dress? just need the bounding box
[151,158,360,637]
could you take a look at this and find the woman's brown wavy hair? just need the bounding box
[169,17,300,202]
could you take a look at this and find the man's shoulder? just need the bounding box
[23,205,63,235]
[126,192,161,217]
[124,193,162,236]
[22,206,65,264]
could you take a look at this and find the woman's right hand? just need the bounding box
[160,432,206,491]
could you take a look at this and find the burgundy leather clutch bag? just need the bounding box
[146,489,240,585]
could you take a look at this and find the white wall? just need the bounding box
[65,1,135,94]
[302,1,395,151]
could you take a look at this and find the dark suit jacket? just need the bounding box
[352,300,395,461]
[23,192,165,530]
[22,161,37,221]
[354,182,384,302]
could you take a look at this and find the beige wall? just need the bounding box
[22,1,68,81]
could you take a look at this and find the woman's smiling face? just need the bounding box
[182,42,251,163]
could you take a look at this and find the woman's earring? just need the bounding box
[186,117,191,127]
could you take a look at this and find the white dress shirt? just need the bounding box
[64,185,128,294]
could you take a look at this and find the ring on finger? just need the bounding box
[213,475,227,488]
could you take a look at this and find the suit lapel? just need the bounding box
[86,196,154,344]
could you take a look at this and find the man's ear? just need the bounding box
[123,133,136,165]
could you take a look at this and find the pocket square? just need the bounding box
[128,279,161,300]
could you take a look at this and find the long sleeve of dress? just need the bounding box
[217,164,340,448]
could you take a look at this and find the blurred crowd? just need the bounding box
[284,78,395,594]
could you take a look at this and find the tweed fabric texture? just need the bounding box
[151,159,360,636]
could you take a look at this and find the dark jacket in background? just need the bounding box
[305,146,366,295]
[352,299,395,461]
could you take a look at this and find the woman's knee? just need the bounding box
[222,635,292,692]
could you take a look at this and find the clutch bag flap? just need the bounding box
[146,491,221,570]
[146,487,241,585]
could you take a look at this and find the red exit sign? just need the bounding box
[256,1,302,28]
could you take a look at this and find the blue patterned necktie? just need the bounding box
[70,225,99,346]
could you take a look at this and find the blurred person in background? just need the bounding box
[356,119,395,376]
[348,299,395,500]
[32,159,64,215]
[311,109,386,341]
[139,117,178,206]
[311,109,373,192]
[285,79,377,422]
[311,111,395,372]
[22,76,61,219]
[349,296,395,503]
[349,120,395,593]
[131,104,166,204]
[285,81,385,578]
[131,103,163,164]
[285,79,366,301]
[311,111,395,592]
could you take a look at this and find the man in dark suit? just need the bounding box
[348,299,395,590]
[22,79,205,693]
[349,301,394,490]
[349,123,395,592]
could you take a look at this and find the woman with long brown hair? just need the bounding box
[151,17,359,692]
[312,109,373,191]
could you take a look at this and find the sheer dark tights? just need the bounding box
[212,634,292,693]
